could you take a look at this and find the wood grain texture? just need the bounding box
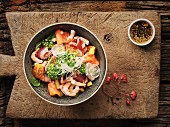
[4,11,160,119]
[0,1,170,127]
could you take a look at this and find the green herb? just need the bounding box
[35,42,42,50]
[36,34,55,49]
[79,63,86,75]
[31,76,40,87]
[42,34,54,48]
[46,64,59,80]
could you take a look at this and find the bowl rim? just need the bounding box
[23,22,107,106]
[128,18,155,46]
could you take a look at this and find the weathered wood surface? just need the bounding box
[3,11,160,119]
[0,1,170,127]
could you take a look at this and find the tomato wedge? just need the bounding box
[32,64,45,79]
[55,29,70,44]
[48,81,62,96]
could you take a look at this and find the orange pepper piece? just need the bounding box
[84,54,99,66]
[48,81,62,97]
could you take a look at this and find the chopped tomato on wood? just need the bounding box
[32,64,45,79]
[55,29,70,44]
[48,81,62,96]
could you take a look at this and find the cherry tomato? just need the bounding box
[32,64,45,79]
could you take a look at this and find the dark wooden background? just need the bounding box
[0,1,170,127]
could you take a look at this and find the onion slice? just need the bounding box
[86,63,100,81]
[51,44,65,56]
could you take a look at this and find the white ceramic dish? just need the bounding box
[128,18,155,46]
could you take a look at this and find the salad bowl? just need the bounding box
[23,22,107,106]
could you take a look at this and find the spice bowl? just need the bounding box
[128,18,155,46]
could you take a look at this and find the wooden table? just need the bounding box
[0,1,170,127]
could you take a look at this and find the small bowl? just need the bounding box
[128,18,155,46]
[23,22,107,106]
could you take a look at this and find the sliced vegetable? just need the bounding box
[48,81,62,96]
[86,63,100,81]
[80,87,85,92]
[87,46,96,54]
[51,44,65,56]
[87,81,93,87]
[31,76,40,86]
[55,79,60,89]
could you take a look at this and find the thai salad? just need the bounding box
[31,29,100,97]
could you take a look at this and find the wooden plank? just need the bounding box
[160,84,170,92]
[0,22,8,29]
[126,1,170,10]
[161,33,170,39]
[161,22,170,27]
[161,26,170,32]
[0,107,5,118]
[159,101,170,106]
[0,1,170,127]
[29,1,126,11]
[5,11,160,119]
[13,119,169,127]
[159,93,170,101]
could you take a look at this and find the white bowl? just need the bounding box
[128,18,155,46]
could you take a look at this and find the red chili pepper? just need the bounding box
[126,98,131,105]
[112,73,118,80]
[130,90,137,100]
[120,74,128,83]
[106,76,111,83]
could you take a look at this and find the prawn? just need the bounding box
[69,84,80,96]
[70,77,86,87]
[60,82,80,97]
[67,30,76,42]
[60,82,71,96]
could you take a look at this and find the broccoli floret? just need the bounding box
[36,34,55,49]
[42,35,54,48]
[46,64,59,80]
[42,39,53,48]
[79,63,86,75]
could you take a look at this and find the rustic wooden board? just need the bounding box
[3,11,160,119]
